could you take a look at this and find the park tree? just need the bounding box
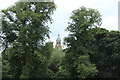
[1,2,56,78]
[49,48,65,66]
[48,48,65,78]
[63,6,102,78]
[89,28,120,78]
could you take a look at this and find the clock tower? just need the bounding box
[55,34,62,49]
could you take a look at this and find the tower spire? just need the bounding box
[55,33,62,49]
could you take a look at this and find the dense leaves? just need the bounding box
[89,28,120,78]
[63,7,101,78]
[1,3,120,79]
[48,48,66,77]
[1,2,56,78]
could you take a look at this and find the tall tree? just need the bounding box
[1,2,56,78]
[64,6,102,78]
[89,28,120,78]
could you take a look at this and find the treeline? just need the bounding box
[1,2,120,79]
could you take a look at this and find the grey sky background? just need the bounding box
[0,0,119,48]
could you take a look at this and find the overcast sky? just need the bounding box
[0,0,120,48]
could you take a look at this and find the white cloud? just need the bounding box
[0,0,18,10]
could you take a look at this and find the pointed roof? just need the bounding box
[56,34,61,41]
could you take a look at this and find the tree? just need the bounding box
[49,48,65,65]
[89,28,120,78]
[64,6,102,78]
[1,2,56,78]
[48,48,65,78]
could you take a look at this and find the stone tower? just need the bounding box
[55,34,62,49]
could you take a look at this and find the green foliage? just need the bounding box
[2,48,12,78]
[89,28,120,78]
[55,66,70,78]
[1,2,120,79]
[64,6,101,78]
[48,48,66,77]
[0,55,1,66]
[1,2,56,78]
[49,48,65,64]
[66,6,102,33]
[75,55,98,78]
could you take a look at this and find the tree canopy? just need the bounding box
[1,2,56,78]
[63,6,102,78]
[1,3,120,79]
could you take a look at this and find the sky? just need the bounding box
[0,0,120,48]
